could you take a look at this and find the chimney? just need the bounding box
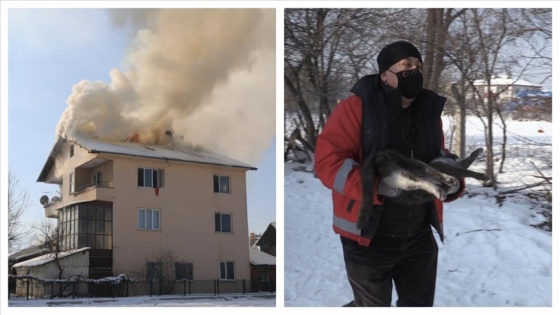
[165,130,173,148]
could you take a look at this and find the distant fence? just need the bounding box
[9,275,272,300]
[9,274,130,300]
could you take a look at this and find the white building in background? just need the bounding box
[469,74,542,102]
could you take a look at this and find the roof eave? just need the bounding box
[87,148,257,171]
[37,138,65,183]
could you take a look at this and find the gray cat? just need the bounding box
[358,148,489,229]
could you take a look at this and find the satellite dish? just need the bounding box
[51,196,61,203]
[40,195,49,206]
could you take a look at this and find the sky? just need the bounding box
[285,118,555,310]
[4,7,277,251]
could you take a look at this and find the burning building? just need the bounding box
[17,8,274,297]
[36,130,256,293]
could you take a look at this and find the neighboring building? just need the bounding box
[248,246,275,293]
[9,245,51,271]
[12,248,90,297]
[8,245,51,294]
[256,222,276,257]
[35,133,256,292]
[469,74,542,103]
[249,232,263,247]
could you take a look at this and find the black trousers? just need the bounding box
[341,228,439,307]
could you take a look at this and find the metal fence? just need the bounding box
[129,279,252,297]
[9,275,271,300]
[10,275,129,300]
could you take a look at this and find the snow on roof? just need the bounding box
[71,136,257,170]
[38,135,256,182]
[249,247,276,265]
[473,75,541,87]
[12,248,90,268]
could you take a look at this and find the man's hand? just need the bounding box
[446,179,460,195]
[430,155,461,195]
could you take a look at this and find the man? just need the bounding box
[314,41,465,307]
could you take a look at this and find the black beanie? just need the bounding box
[377,41,423,74]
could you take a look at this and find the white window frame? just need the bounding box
[92,169,103,187]
[69,172,75,194]
[219,261,235,280]
[138,168,162,188]
[138,208,160,230]
[213,175,230,194]
[215,212,232,233]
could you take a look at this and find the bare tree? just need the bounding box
[285,8,368,153]
[422,8,467,92]
[284,8,426,159]
[33,220,64,278]
[153,249,179,294]
[8,171,31,252]
[32,219,67,296]
[443,8,551,186]
[130,248,180,294]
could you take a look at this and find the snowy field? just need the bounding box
[284,116,553,307]
[8,293,275,307]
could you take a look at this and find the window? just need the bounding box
[215,213,232,233]
[139,209,160,230]
[63,203,112,250]
[92,170,103,187]
[257,273,269,283]
[213,175,230,193]
[70,144,74,157]
[219,261,235,280]
[69,172,75,194]
[138,168,163,188]
[175,262,194,281]
[146,262,161,282]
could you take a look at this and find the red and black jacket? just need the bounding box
[314,75,464,246]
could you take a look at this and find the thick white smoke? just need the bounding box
[56,9,275,164]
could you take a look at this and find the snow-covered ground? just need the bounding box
[8,293,275,307]
[284,117,553,307]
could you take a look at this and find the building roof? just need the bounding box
[12,247,90,268]
[8,245,51,265]
[249,247,276,266]
[38,136,256,182]
[472,74,541,88]
[256,221,276,247]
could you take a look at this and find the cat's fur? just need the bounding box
[357,148,489,229]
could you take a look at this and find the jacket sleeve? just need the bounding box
[438,117,465,202]
[314,96,384,205]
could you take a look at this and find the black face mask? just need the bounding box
[387,68,423,99]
